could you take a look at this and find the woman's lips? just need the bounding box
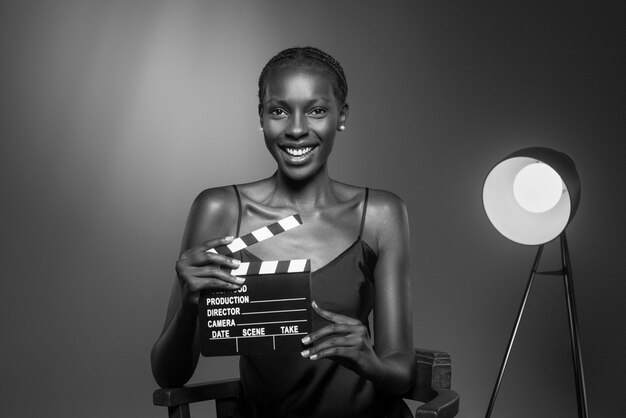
[280,145,318,163]
[284,146,314,157]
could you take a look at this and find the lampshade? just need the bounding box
[482,147,581,245]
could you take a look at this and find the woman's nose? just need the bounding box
[286,112,308,139]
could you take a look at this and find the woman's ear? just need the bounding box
[258,104,264,128]
[337,103,349,131]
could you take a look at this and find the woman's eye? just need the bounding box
[308,108,328,117]
[270,108,287,117]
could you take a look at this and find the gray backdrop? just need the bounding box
[1,1,624,417]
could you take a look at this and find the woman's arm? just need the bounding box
[301,190,416,395]
[150,187,242,388]
[369,190,415,394]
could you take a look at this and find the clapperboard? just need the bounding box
[199,215,312,356]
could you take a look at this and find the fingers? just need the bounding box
[201,235,235,252]
[183,264,245,287]
[178,268,245,307]
[311,301,361,325]
[302,301,370,362]
[193,266,245,285]
[176,235,246,300]
[302,322,361,346]
[175,254,241,285]
[186,274,245,293]
[304,301,364,345]
[179,235,234,261]
[191,252,241,268]
[301,335,360,360]
[178,236,240,269]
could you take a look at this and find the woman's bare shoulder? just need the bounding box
[192,185,239,212]
[331,181,405,209]
[182,185,240,250]
[362,188,409,252]
[366,188,407,217]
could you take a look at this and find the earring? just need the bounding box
[339,125,345,131]
[259,127,264,132]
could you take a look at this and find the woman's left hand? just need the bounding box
[300,301,382,378]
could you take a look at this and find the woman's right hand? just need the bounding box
[175,236,245,307]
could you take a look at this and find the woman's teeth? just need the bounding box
[285,146,313,157]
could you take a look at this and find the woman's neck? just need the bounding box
[270,166,338,213]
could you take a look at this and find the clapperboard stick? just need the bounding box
[206,214,302,256]
[205,213,309,275]
[229,259,311,276]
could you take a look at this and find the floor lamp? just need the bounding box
[482,147,589,418]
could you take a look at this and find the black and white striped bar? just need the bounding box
[207,214,302,255]
[230,259,310,276]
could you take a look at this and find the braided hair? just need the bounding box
[258,46,348,107]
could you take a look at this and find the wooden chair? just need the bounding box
[153,348,459,418]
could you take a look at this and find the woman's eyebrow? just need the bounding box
[310,96,332,103]
[264,98,289,107]
[265,97,332,107]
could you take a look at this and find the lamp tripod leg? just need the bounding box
[485,245,544,418]
[560,233,589,418]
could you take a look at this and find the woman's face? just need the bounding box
[260,67,347,182]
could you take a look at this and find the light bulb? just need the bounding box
[513,162,564,213]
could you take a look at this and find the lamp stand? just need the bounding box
[485,231,589,417]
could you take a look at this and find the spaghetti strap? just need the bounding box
[232,185,242,237]
[358,187,369,240]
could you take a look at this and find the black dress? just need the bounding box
[231,186,400,418]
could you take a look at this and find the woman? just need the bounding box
[151,47,416,418]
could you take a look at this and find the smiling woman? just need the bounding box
[262,67,346,182]
[258,47,349,184]
[151,47,415,418]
